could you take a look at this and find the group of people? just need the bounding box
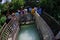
[1,6,42,25]
[27,6,42,15]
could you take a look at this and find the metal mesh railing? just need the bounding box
[0,17,19,40]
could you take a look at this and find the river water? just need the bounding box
[18,23,42,40]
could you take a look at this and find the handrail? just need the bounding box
[42,12,60,39]
[0,17,19,40]
[0,22,6,34]
[0,19,13,34]
[34,12,55,40]
[43,12,60,25]
[1,19,14,34]
[0,19,14,40]
[41,12,60,35]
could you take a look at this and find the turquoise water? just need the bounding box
[18,24,42,40]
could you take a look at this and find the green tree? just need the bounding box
[40,0,60,22]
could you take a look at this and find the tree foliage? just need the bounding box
[0,0,25,13]
[40,0,60,21]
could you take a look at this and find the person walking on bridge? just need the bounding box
[6,13,12,24]
[31,7,35,16]
[11,13,17,30]
[37,6,42,15]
